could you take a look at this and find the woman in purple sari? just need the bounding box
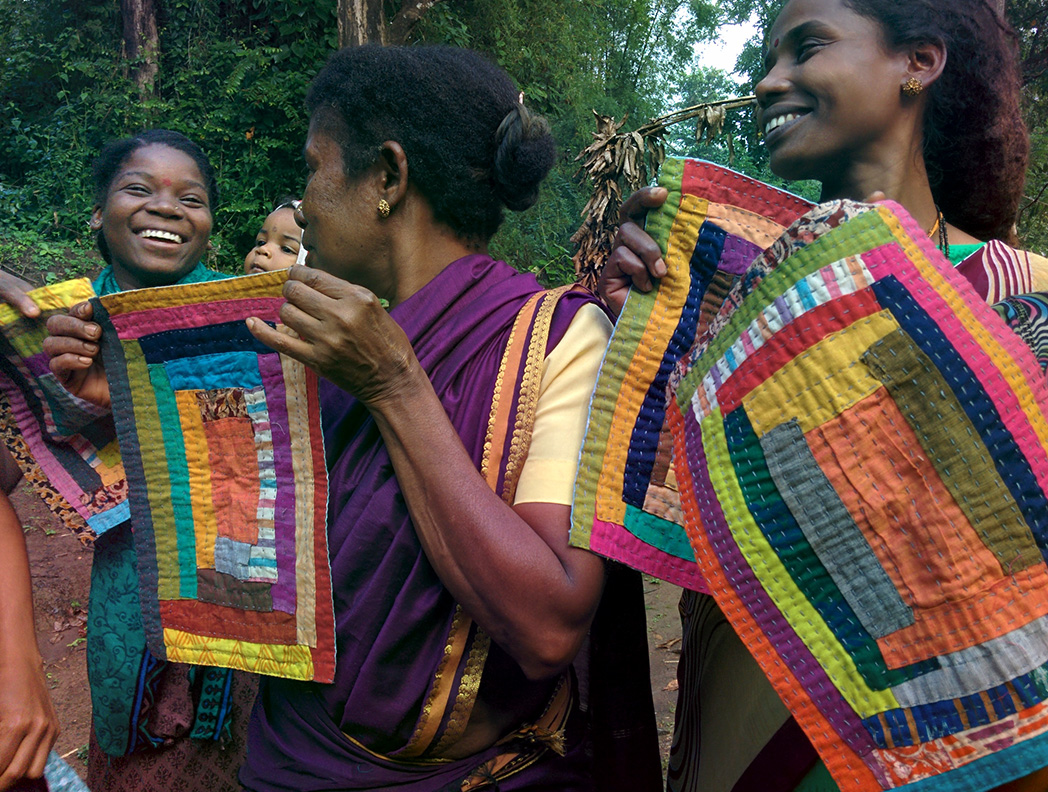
[234,45,659,790]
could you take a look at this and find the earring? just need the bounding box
[902,76,923,97]
[377,199,391,218]
[89,219,101,231]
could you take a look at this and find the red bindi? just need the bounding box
[161,178,172,186]
[773,37,780,48]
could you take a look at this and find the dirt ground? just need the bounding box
[15,482,684,782]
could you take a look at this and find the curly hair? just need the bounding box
[305,45,556,243]
[843,0,1028,242]
[91,129,218,264]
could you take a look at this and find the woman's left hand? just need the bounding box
[42,302,111,408]
[246,266,421,404]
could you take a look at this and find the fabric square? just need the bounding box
[94,270,334,683]
[0,279,131,540]
[664,182,1048,790]
[570,159,814,590]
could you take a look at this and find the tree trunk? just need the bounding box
[337,0,387,46]
[336,0,445,47]
[121,0,158,97]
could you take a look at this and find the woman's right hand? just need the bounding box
[42,302,111,408]
[599,186,669,316]
[0,272,40,320]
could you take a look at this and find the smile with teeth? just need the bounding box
[139,229,185,243]
[763,112,806,136]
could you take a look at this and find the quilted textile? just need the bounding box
[0,278,126,538]
[93,270,335,683]
[665,189,1048,790]
[570,159,813,590]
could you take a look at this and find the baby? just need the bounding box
[243,197,305,273]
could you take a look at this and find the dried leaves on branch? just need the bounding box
[571,96,755,290]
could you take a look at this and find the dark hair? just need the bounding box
[306,45,556,242]
[843,0,1028,243]
[91,129,218,263]
[272,195,300,212]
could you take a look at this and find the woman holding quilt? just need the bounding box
[605,0,1048,791]
[228,44,663,791]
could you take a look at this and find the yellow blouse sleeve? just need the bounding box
[513,302,613,506]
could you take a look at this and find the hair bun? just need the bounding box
[492,104,556,212]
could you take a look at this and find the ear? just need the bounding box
[90,206,103,231]
[906,38,946,90]
[376,141,410,212]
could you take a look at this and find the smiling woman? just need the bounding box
[89,131,218,291]
[601,1,1048,791]
[0,130,257,792]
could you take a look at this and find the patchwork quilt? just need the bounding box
[573,157,1048,789]
[0,278,125,539]
[94,270,335,683]
[570,159,812,590]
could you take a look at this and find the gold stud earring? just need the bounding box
[902,76,923,97]
[377,199,391,218]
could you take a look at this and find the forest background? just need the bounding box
[2,0,1047,287]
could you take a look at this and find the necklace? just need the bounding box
[926,208,950,259]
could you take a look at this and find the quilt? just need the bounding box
[93,270,335,683]
[570,159,812,590]
[667,196,1048,790]
[0,278,124,540]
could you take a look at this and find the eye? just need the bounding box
[796,38,824,62]
[182,194,207,207]
[123,183,150,195]
[281,246,297,255]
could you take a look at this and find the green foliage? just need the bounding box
[0,0,336,278]
[416,0,723,284]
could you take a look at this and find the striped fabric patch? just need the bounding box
[667,191,1048,790]
[0,278,127,538]
[570,159,812,590]
[94,270,335,683]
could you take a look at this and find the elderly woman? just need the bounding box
[233,46,624,790]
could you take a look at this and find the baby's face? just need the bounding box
[243,207,302,273]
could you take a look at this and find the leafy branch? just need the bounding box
[570,95,755,290]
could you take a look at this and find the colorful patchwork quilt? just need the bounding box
[0,278,125,540]
[93,270,335,683]
[570,159,812,590]
[666,196,1048,790]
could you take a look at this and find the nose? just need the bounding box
[294,204,307,229]
[755,60,790,112]
[146,190,183,217]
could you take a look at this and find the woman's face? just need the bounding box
[243,207,302,274]
[298,124,389,294]
[94,144,213,290]
[755,0,912,194]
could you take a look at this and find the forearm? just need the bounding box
[0,491,58,789]
[0,494,39,668]
[369,365,604,680]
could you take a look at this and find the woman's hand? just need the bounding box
[0,651,59,791]
[246,266,422,405]
[600,186,669,316]
[42,302,111,408]
[0,272,40,320]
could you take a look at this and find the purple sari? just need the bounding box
[241,255,601,791]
